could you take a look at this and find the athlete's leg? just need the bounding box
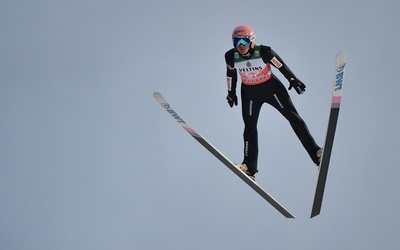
[266,78,321,164]
[241,84,263,175]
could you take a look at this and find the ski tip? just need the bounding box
[337,51,347,59]
[153,92,166,102]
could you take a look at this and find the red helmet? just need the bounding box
[231,25,255,48]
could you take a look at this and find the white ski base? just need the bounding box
[154,92,295,218]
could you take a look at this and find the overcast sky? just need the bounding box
[1,0,400,249]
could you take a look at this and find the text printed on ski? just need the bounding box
[161,103,186,124]
[335,63,346,91]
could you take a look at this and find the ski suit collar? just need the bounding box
[236,46,255,59]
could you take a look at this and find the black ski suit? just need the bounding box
[225,45,320,175]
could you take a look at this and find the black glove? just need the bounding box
[288,78,306,94]
[226,91,238,108]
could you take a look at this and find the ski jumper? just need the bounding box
[225,45,320,175]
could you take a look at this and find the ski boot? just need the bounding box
[316,148,323,166]
[237,163,258,181]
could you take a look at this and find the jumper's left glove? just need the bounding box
[288,78,306,94]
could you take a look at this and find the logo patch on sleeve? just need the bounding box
[271,56,283,68]
[227,64,235,70]
[227,77,232,91]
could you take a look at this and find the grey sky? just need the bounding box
[1,0,400,249]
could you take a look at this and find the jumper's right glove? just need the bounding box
[226,91,238,108]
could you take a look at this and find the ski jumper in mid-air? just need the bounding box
[225,25,322,179]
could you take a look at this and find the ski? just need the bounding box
[153,92,295,218]
[311,51,347,218]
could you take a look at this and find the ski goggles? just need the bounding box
[233,36,252,46]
